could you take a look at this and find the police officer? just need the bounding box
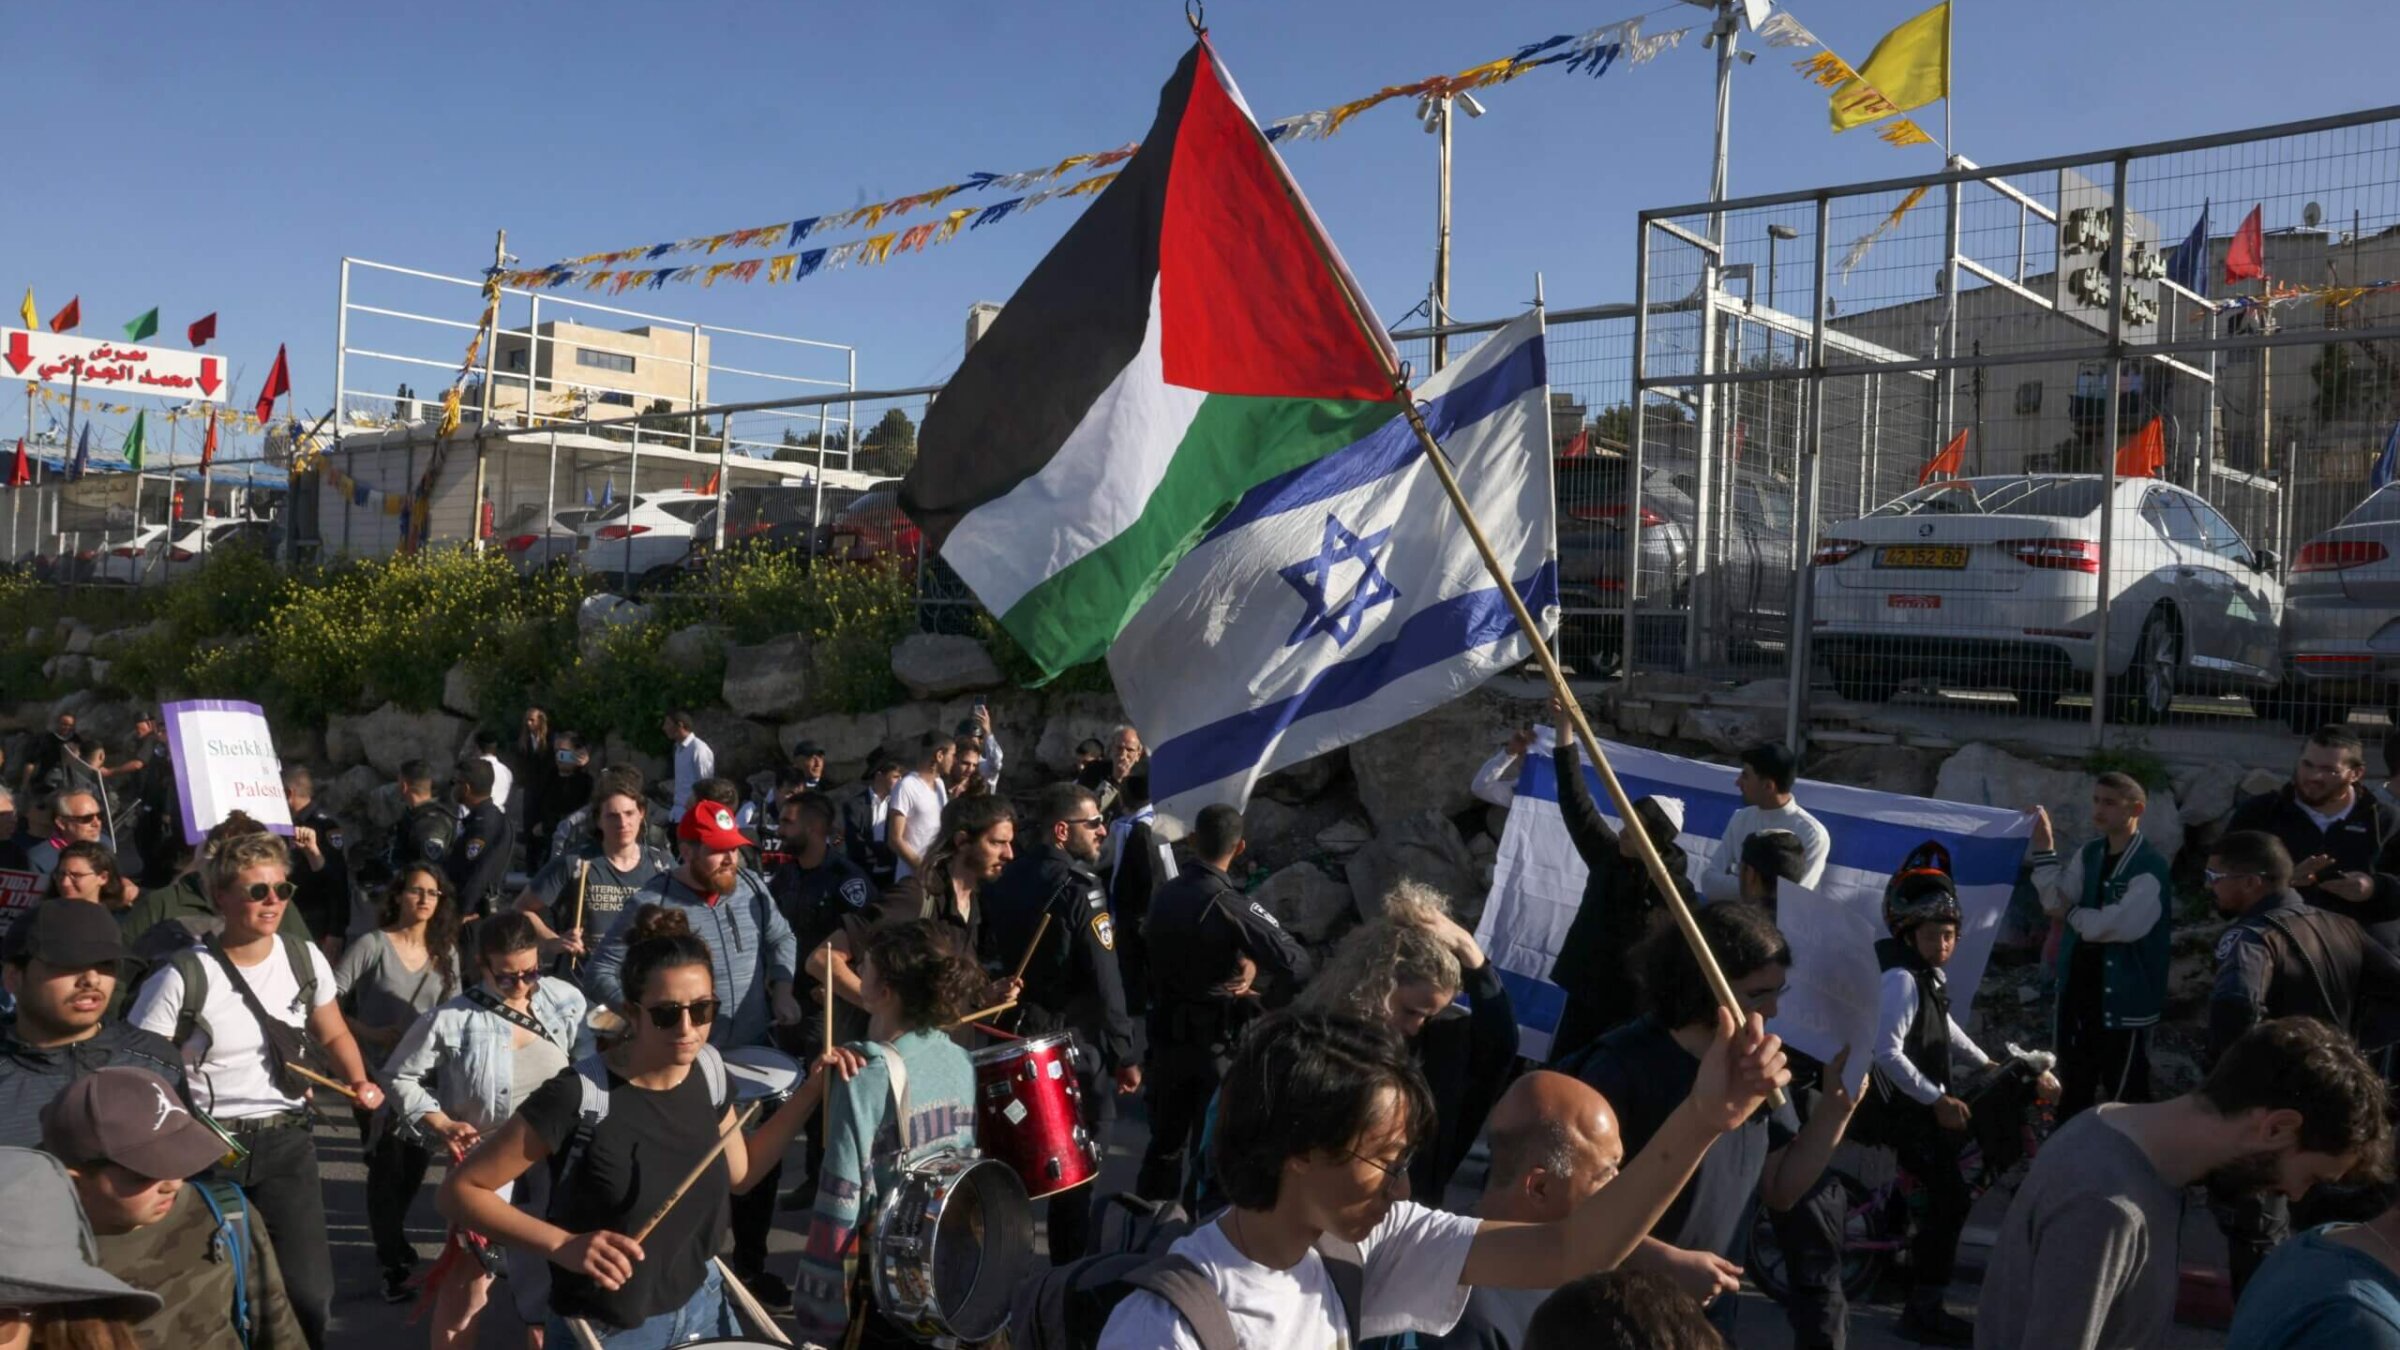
[773,791,876,1046]
[983,782,1138,1265]
[1133,803,1312,1204]
[2205,828,2400,1292]
[383,760,456,888]
[447,759,515,919]
[282,765,357,952]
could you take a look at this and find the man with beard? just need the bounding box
[2231,726,2396,930]
[0,901,183,1146]
[841,795,1022,1012]
[985,783,1140,1263]
[581,786,806,1308]
[2205,829,2400,1291]
[1977,1017,2392,1349]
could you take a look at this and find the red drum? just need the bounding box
[970,1031,1099,1199]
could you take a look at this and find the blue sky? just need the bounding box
[12,0,2398,454]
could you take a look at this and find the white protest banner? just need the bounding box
[0,870,41,940]
[1475,737,2032,1064]
[162,700,291,843]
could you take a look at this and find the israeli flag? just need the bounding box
[1114,310,1558,833]
[1477,741,2034,1063]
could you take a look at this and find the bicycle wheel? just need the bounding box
[1746,1169,1888,1305]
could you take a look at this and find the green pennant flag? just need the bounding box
[122,307,159,341]
[123,411,145,471]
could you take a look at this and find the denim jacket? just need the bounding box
[383,977,591,1133]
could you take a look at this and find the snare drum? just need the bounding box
[721,1046,803,1110]
[970,1032,1099,1199]
[870,1151,1033,1344]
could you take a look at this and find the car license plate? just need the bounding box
[1877,545,1968,568]
[1887,594,1942,609]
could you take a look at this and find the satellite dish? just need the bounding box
[2303,202,2324,229]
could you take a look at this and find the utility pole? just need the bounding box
[470,227,506,555]
[1434,93,1453,372]
[1706,0,1740,246]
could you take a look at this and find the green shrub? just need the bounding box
[2084,745,2172,793]
[976,612,1114,694]
[260,548,525,720]
[544,620,723,753]
[672,552,918,712]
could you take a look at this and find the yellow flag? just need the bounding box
[17,287,34,330]
[1831,2,1948,132]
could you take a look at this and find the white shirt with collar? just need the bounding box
[671,731,715,823]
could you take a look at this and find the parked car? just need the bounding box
[1553,460,1693,669]
[91,524,174,585]
[2282,481,2400,727]
[823,483,919,566]
[154,518,273,582]
[573,491,720,586]
[1808,474,2283,721]
[498,506,594,572]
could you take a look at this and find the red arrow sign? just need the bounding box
[3,331,28,376]
[197,357,221,397]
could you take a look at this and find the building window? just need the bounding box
[576,349,636,374]
[2014,380,2042,414]
[505,349,527,372]
[597,391,635,407]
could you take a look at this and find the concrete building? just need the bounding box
[487,320,712,423]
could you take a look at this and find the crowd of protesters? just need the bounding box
[2,692,2400,1350]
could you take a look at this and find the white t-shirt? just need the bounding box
[130,939,340,1121]
[1701,800,1832,902]
[887,773,949,879]
[1097,1203,1480,1349]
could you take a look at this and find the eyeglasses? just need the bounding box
[486,969,541,989]
[642,998,721,1030]
[242,881,297,903]
[1346,1148,1415,1193]
[57,870,101,884]
[2203,868,2260,885]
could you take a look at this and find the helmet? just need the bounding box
[1883,839,1962,938]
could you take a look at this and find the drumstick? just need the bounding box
[569,859,589,966]
[1010,912,1053,983]
[822,939,836,1060]
[711,1257,795,1347]
[566,1318,607,1350]
[287,1063,363,1103]
[630,1100,763,1244]
[968,1022,1021,1041]
[946,998,1017,1029]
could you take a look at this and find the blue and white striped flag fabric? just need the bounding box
[1476,739,2033,1063]
[1114,310,1559,833]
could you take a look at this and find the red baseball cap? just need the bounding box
[677,800,752,851]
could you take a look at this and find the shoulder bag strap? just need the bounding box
[1314,1236,1365,1346]
[200,939,319,1083]
[466,988,559,1045]
[1121,1256,1240,1350]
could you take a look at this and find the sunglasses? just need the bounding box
[57,812,102,826]
[486,969,541,989]
[1065,816,1106,829]
[2203,868,2261,885]
[242,881,298,903]
[642,998,721,1030]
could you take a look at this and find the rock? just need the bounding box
[1033,695,1131,774]
[721,635,812,721]
[604,731,668,788]
[83,658,113,686]
[1256,753,1340,805]
[577,593,652,632]
[1242,799,1306,859]
[1348,694,1521,832]
[890,634,1004,700]
[61,623,94,656]
[662,623,729,671]
[48,694,138,747]
[1808,744,1945,799]
[40,654,88,684]
[2237,768,2282,802]
[2174,764,2240,830]
[324,716,365,770]
[1315,818,1374,857]
[692,711,780,786]
[348,702,470,778]
[1603,672,1708,742]
[1675,704,1782,756]
[1933,742,2184,857]
[360,780,410,832]
[318,765,384,822]
[1344,810,1484,926]
[440,664,480,719]
[779,711,892,774]
[1254,863,1355,945]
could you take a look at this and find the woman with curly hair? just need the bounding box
[1295,883,1518,1203]
[794,919,985,1347]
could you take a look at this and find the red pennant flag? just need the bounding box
[6,438,29,488]
[199,410,219,471]
[187,312,218,348]
[255,344,291,424]
[2114,417,2166,479]
[683,475,694,492]
[1559,427,1591,459]
[45,296,79,333]
[1919,428,1969,485]
[703,470,720,495]
[2224,205,2266,285]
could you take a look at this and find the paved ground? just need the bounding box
[314,1099,2234,1350]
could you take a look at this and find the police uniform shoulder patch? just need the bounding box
[1248,901,1285,931]
[464,837,485,861]
[841,878,872,909]
[327,830,346,851]
[1090,911,1116,951]
[2214,926,2249,961]
[422,836,447,862]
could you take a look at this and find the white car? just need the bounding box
[1809,474,2283,721]
[153,518,274,582]
[572,491,719,586]
[498,507,594,572]
[92,525,173,585]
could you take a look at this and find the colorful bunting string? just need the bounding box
[1759,9,1945,278]
[31,385,269,431]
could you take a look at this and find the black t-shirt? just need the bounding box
[1567,1016,1797,1261]
[519,1060,733,1329]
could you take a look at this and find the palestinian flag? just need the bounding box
[904,37,1402,677]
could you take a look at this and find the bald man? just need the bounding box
[1428,1072,1745,1349]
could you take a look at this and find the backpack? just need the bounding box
[551,1044,729,1200]
[163,933,321,1056]
[1006,1194,1361,1350]
[191,1178,256,1350]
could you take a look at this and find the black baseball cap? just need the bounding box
[792,739,827,758]
[2,900,125,968]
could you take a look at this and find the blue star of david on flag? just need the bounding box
[1278,512,1400,648]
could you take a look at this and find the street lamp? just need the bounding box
[1423,92,1486,371]
[1763,224,1801,467]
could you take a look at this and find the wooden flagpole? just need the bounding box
[1215,27,1780,1104]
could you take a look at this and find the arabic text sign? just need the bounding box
[2,328,227,403]
[163,700,291,844]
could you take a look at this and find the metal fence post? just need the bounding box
[1785,195,1832,751]
[1624,221,1653,690]
[335,258,352,565]
[2089,155,2131,743]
